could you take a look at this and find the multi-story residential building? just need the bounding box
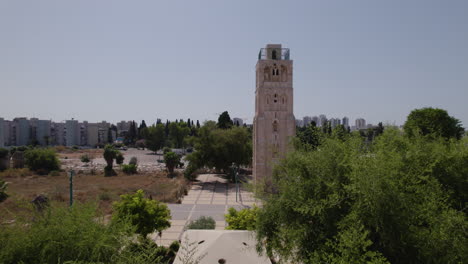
[311,116,319,127]
[65,119,80,146]
[36,120,51,146]
[98,121,110,144]
[80,121,88,146]
[232,118,244,126]
[51,122,65,146]
[0,118,4,147]
[116,121,132,133]
[87,123,99,147]
[319,114,327,127]
[330,118,341,128]
[303,116,312,127]
[342,117,349,129]
[3,120,12,146]
[13,118,30,146]
[355,118,366,130]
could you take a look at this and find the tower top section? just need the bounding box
[258,44,290,61]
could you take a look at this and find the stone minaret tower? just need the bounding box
[253,44,295,184]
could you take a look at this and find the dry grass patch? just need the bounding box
[0,169,188,222]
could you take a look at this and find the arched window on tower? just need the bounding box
[272,50,277,60]
[272,64,279,76]
[273,120,278,132]
[274,94,278,103]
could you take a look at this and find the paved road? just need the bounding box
[150,174,257,246]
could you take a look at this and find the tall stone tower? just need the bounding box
[253,44,295,184]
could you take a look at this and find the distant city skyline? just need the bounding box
[1,1,467,127]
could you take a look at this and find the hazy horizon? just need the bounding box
[1,1,467,127]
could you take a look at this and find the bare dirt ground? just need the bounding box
[0,148,188,222]
[59,148,171,173]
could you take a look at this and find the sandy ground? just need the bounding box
[59,148,181,173]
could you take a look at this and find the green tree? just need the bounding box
[255,129,467,264]
[296,124,323,150]
[112,190,171,237]
[186,124,252,173]
[164,151,181,174]
[144,124,166,152]
[0,148,9,171]
[116,152,124,165]
[217,111,233,129]
[169,121,190,148]
[404,107,464,140]
[24,148,60,174]
[103,144,119,176]
[225,206,259,231]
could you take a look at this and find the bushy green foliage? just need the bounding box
[225,206,259,231]
[144,124,166,152]
[112,189,171,237]
[103,145,118,176]
[0,202,134,264]
[217,111,233,129]
[116,152,124,165]
[80,154,91,163]
[256,129,468,264]
[122,164,138,174]
[24,148,60,174]
[404,107,465,140]
[0,148,9,171]
[129,156,138,165]
[186,122,252,173]
[117,236,179,264]
[0,148,9,159]
[164,151,181,174]
[186,216,216,230]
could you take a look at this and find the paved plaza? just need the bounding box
[150,174,257,246]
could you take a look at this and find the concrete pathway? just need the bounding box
[150,174,257,246]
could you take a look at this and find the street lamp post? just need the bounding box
[69,169,75,206]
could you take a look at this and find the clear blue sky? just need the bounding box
[1,0,467,127]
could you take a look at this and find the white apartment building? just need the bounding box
[232,118,244,126]
[0,118,4,147]
[355,118,366,130]
[65,119,80,146]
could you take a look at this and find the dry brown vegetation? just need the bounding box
[0,168,188,222]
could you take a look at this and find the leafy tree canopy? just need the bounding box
[404,107,464,140]
[217,111,233,129]
[256,129,467,264]
[186,122,252,173]
[112,190,171,237]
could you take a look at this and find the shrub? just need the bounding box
[103,145,118,176]
[184,163,199,181]
[0,202,134,264]
[0,148,9,159]
[162,147,171,154]
[186,216,216,230]
[164,151,180,174]
[0,148,9,171]
[224,206,259,230]
[129,156,138,166]
[24,148,60,175]
[116,152,124,165]
[112,189,171,237]
[80,154,91,163]
[122,164,138,174]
